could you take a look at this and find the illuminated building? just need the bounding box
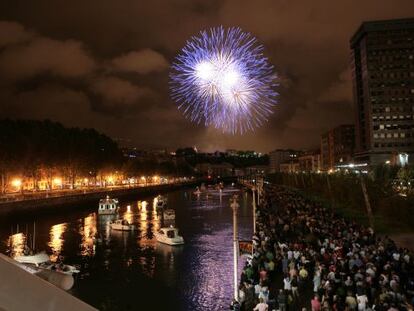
[351,18,414,165]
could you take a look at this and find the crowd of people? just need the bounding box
[237,185,414,311]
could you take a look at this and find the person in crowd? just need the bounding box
[277,289,287,311]
[253,298,268,311]
[311,295,321,311]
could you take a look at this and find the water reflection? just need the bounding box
[0,188,252,311]
[80,213,97,257]
[8,232,26,257]
[122,208,133,224]
[48,223,67,262]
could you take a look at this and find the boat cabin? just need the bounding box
[99,195,119,214]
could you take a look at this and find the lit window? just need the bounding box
[379,124,385,129]
[394,133,398,138]
[385,107,390,112]
[401,133,406,138]
[387,133,392,138]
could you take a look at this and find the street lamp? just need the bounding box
[11,178,22,192]
[252,186,256,234]
[230,194,239,302]
[53,177,62,189]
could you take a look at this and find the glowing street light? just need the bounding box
[52,177,63,189]
[11,178,22,188]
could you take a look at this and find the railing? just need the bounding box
[0,180,192,204]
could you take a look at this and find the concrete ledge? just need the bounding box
[0,254,97,311]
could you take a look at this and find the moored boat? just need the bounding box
[154,226,184,246]
[98,195,119,215]
[14,251,80,275]
[109,219,135,231]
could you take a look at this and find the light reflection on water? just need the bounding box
[48,222,67,262]
[8,232,26,257]
[0,187,252,311]
[80,214,97,257]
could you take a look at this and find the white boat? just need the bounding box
[163,209,175,220]
[14,252,49,266]
[98,195,119,215]
[110,219,135,231]
[14,252,80,275]
[154,226,184,246]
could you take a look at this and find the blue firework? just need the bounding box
[170,26,277,134]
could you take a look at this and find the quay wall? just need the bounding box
[0,177,237,215]
[0,182,194,215]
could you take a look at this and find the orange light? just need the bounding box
[11,178,22,188]
[53,177,62,186]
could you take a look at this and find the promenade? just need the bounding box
[238,184,414,311]
[0,178,221,215]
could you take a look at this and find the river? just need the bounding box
[0,186,252,311]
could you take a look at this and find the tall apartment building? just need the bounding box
[269,149,300,173]
[350,18,414,165]
[321,125,355,170]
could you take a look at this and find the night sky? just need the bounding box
[0,0,413,152]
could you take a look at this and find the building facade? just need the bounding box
[321,125,355,170]
[269,149,300,173]
[279,162,299,173]
[298,151,321,172]
[350,18,414,165]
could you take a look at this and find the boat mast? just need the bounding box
[33,221,36,251]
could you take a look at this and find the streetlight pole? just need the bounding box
[257,177,263,206]
[252,186,256,234]
[230,195,239,302]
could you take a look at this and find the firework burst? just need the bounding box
[170,26,277,134]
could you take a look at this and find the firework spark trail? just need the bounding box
[170,26,277,135]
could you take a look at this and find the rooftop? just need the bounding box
[350,17,414,46]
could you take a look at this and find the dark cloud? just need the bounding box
[0,0,413,152]
[111,49,169,74]
[0,21,32,47]
[0,36,95,81]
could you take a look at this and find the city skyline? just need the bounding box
[0,1,414,152]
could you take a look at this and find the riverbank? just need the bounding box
[0,179,212,215]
